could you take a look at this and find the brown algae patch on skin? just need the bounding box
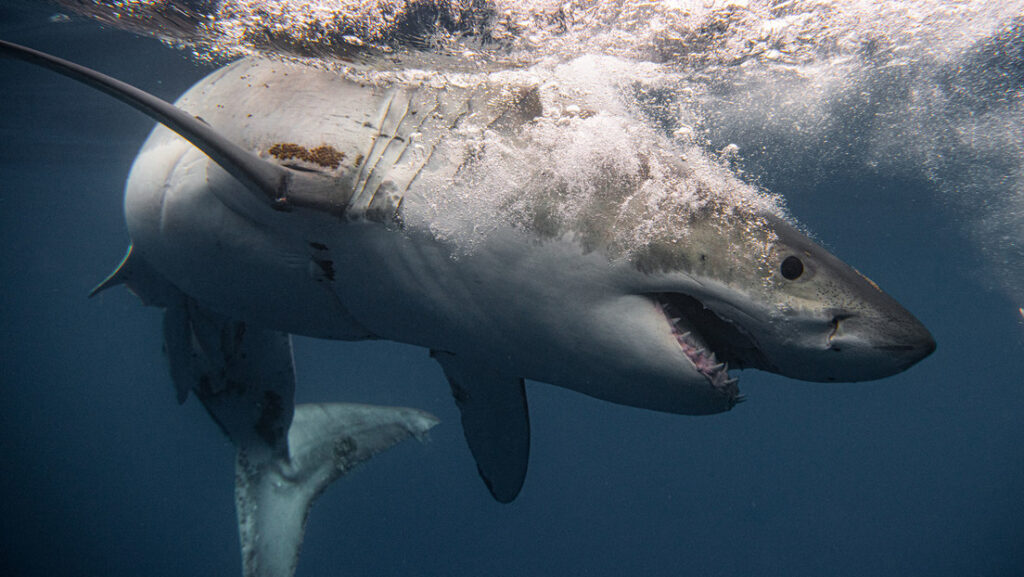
[268,143,345,169]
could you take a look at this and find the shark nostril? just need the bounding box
[830,314,854,328]
[827,314,854,348]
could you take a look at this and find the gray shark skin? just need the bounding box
[0,39,934,517]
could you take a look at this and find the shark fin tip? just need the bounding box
[89,245,135,298]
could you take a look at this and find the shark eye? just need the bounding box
[780,256,804,280]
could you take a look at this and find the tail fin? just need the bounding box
[158,295,439,576]
[235,403,439,577]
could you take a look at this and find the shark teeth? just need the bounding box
[657,298,741,401]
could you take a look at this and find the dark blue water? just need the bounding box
[2,4,1022,577]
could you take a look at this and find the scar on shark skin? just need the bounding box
[268,143,345,169]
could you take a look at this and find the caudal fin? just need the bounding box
[235,402,439,577]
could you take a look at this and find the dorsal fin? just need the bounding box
[0,39,289,206]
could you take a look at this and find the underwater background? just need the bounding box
[1,1,1022,576]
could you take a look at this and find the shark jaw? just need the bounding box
[653,292,758,406]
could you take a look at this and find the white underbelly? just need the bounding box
[123,127,371,339]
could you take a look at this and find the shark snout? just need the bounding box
[824,309,936,381]
[879,318,936,372]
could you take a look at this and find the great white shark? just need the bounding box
[2,39,934,574]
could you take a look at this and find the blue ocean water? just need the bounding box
[1,3,1022,577]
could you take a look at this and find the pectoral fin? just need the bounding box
[431,351,530,503]
[0,39,289,205]
[0,40,353,217]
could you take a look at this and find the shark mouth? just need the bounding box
[654,292,775,405]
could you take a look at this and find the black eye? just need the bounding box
[780,255,804,280]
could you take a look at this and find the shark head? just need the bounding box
[627,210,935,396]
[456,114,937,417]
